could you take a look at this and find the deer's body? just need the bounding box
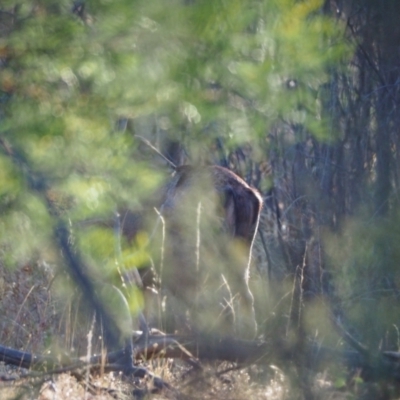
[150,165,262,337]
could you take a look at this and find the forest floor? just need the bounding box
[0,360,344,400]
[0,260,350,399]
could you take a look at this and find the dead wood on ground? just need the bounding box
[1,332,400,385]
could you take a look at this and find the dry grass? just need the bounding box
[0,362,289,400]
[0,261,56,353]
[0,357,350,400]
[0,261,355,400]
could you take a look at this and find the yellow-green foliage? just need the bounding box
[0,0,350,348]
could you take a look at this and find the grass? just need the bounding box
[0,208,356,400]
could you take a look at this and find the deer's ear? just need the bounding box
[229,187,262,241]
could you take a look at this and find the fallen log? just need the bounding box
[1,331,400,385]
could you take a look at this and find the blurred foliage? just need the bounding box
[4,0,400,396]
[0,0,350,348]
[326,214,400,350]
[0,0,349,262]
